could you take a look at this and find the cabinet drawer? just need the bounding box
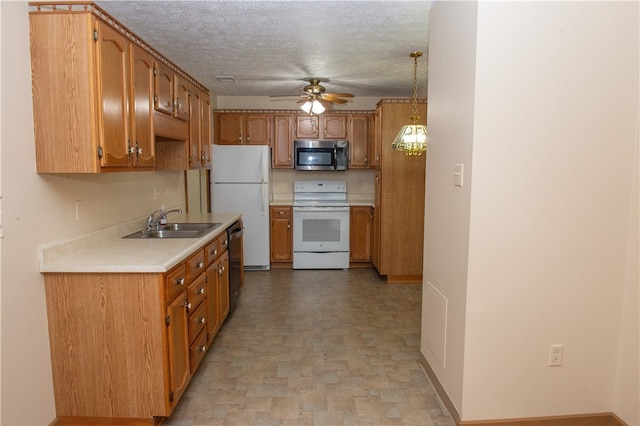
[165,263,187,302]
[189,329,208,374]
[204,238,220,266]
[188,273,206,312]
[218,232,229,253]
[271,206,291,219]
[186,249,206,283]
[188,301,207,344]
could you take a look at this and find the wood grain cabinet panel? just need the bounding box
[43,226,234,424]
[350,206,373,263]
[270,206,293,263]
[29,5,208,173]
[372,100,427,282]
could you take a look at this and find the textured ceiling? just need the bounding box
[95,1,431,100]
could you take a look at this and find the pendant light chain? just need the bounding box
[410,51,421,124]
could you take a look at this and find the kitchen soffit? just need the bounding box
[95,1,431,100]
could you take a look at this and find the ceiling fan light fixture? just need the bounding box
[393,51,428,156]
[300,99,325,115]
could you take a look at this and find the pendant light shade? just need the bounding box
[392,52,428,156]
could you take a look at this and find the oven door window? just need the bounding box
[302,218,341,242]
[293,210,349,252]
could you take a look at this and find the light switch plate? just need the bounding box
[454,164,464,187]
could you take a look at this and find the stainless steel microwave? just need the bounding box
[294,140,349,171]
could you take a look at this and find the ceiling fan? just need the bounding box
[271,78,354,112]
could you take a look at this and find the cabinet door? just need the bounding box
[201,94,212,167]
[273,114,293,168]
[174,75,190,121]
[270,206,292,262]
[372,107,382,168]
[349,114,370,168]
[371,172,381,271]
[130,45,155,167]
[245,114,271,145]
[96,21,130,168]
[322,114,348,139]
[217,113,243,145]
[350,206,373,262]
[189,86,202,168]
[296,115,319,139]
[206,260,221,342]
[218,251,230,323]
[155,61,174,116]
[167,292,190,407]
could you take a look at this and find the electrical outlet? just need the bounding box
[75,200,84,221]
[548,344,563,366]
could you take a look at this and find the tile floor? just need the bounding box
[164,268,454,426]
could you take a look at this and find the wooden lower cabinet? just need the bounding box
[43,231,231,425]
[350,206,373,264]
[270,206,292,264]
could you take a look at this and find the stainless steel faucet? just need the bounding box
[146,208,183,231]
[157,209,183,227]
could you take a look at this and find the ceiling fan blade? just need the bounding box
[324,93,354,98]
[322,97,348,104]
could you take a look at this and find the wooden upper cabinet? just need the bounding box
[215,113,271,145]
[189,86,203,168]
[155,62,189,122]
[95,21,130,168]
[130,44,156,168]
[188,87,212,169]
[174,75,190,121]
[272,114,294,168]
[29,6,208,173]
[245,114,271,144]
[155,62,174,116]
[201,94,212,167]
[348,114,371,168]
[295,114,347,140]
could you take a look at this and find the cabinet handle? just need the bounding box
[198,288,205,295]
[218,265,225,274]
[196,261,204,269]
[137,146,143,155]
[175,277,185,286]
[199,317,206,324]
[185,302,192,310]
[199,345,206,353]
[210,249,217,256]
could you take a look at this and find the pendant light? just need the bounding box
[392,52,428,156]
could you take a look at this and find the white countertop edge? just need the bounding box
[39,213,241,273]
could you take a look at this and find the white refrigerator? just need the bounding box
[210,145,271,270]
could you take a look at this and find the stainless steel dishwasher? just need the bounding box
[227,220,244,314]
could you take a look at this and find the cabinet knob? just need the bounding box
[196,261,204,269]
[199,345,206,353]
[185,302,192,310]
[199,317,206,324]
[198,288,205,295]
[287,224,290,229]
[210,249,217,256]
[175,277,185,286]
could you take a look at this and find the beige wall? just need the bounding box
[423,1,639,424]
[1,3,186,424]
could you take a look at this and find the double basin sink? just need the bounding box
[123,223,222,239]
